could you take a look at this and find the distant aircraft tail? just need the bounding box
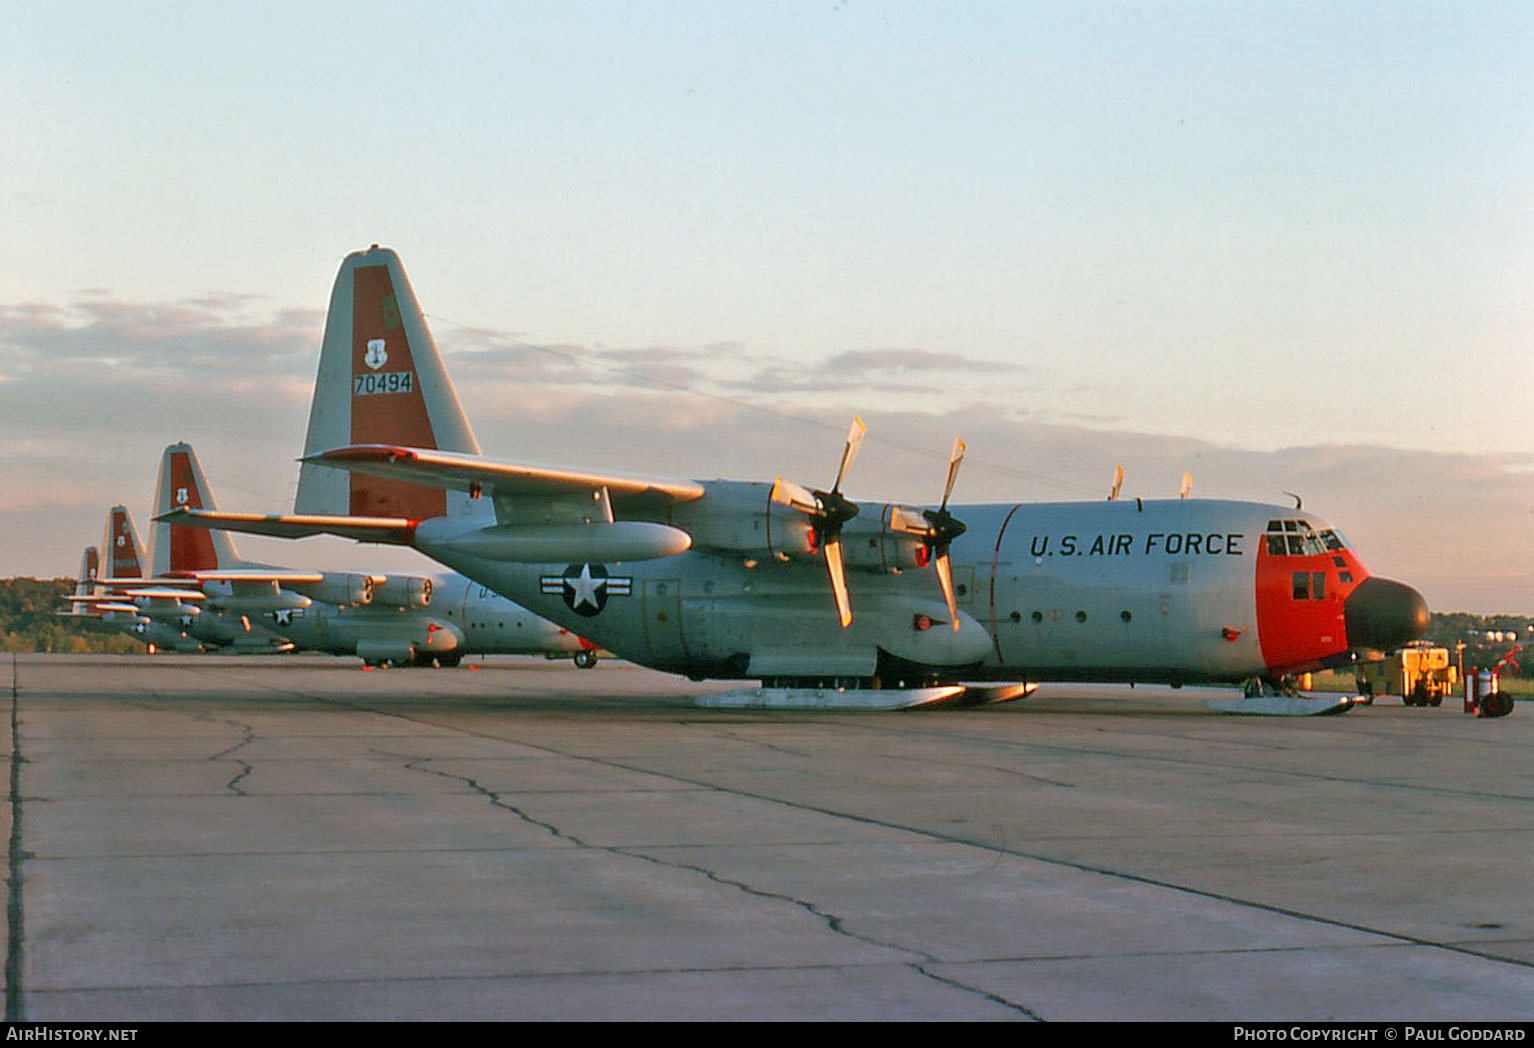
[103,505,148,580]
[76,546,101,596]
[59,546,105,615]
[295,245,481,519]
[150,443,253,575]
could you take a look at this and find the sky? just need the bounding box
[2,2,1531,613]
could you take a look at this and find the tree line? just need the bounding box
[0,578,144,654]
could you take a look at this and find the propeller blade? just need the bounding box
[832,416,866,493]
[770,476,820,514]
[886,505,929,536]
[772,417,866,626]
[940,437,966,510]
[934,550,960,631]
[823,536,852,628]
[1109,465,1124,501]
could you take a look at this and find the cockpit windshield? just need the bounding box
[1264,519,1348,557]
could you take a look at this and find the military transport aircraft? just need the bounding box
[59,543,179,648]
[164,246,1430,711]
[92,442,599,667]
[64,505,291,654]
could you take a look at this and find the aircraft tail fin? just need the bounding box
[59,546,107,615]
[150,443,250,575]
[295,245,481,519]
[58,545,103,617]
[75,546,102,598]
[103,505,147,580]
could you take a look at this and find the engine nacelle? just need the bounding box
[676,484,929,574]
[670,481,817,561]
[839,507,931,573]
[373,576,432,609]
[302,572,375,607]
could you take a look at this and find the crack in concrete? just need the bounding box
[394,754,592,848]
[208,730,256,797]
[391,749,1042,1018]
[132,702,259,798]
[911,962,1042,1019]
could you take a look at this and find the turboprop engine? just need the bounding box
[372,576,432,609]
[293,572,375,607]
[676,487,930,571]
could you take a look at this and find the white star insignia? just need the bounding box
[567,564,607,611]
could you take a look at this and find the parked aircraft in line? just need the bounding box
[166,246,1429,710]
[87,443,599,667]
[64,506,290,654]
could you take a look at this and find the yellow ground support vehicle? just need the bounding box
[1355,642,1456,706]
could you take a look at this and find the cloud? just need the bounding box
[822,347,1012,374]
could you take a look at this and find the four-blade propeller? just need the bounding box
[891,437,968,630]
[771,417,865,628]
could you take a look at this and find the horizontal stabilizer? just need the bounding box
[157,507,418,545]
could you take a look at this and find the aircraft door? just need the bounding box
[643,579,686,664]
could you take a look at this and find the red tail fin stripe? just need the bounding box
[347,263,447,520]
[166,449,219,572]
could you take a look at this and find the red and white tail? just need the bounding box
[77,546,101,595]
[150,443,251,575]
[103,505,147,580]
[295,245,480,519]
[62,546,105,613]
[59,545,107,618]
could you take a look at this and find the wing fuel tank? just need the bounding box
[416,519,690,563]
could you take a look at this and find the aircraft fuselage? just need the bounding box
[410,492,1420,686]
[257,572,585,663]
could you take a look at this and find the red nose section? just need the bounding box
[1255,517,1430,673]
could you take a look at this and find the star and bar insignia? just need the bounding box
[540,563,633,617]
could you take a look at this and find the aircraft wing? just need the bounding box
[64,587,205,602]
[157,508,419,545]
[168,569,338,585]
[115,587,210,601]
[301,445,706,513]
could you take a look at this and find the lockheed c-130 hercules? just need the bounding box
[164,245,1430,712]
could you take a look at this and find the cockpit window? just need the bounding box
[1265,520,1349,556]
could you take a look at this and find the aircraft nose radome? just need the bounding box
[1345,577,1430,652]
